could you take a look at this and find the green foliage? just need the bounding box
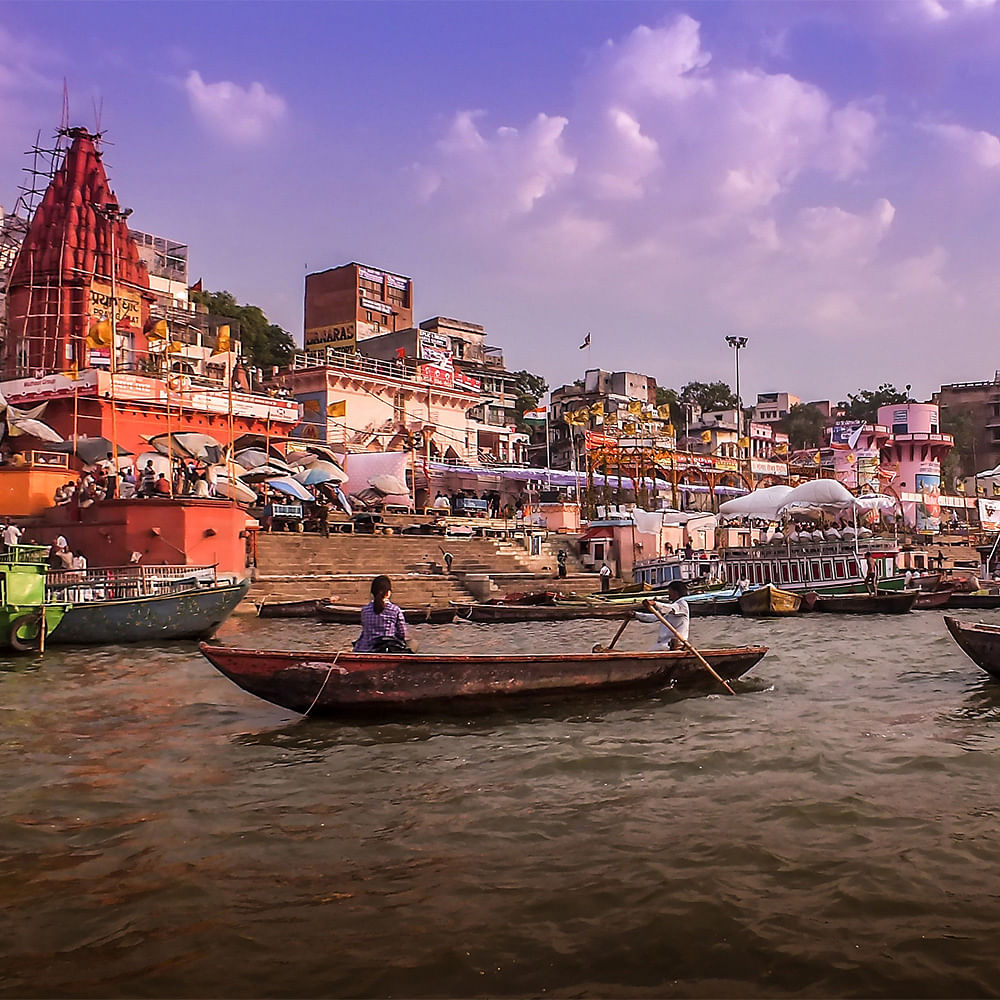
[782,403,828,450]
[654,386,682,425]
[940,405,978,485]
[838,383,913,424]
[511,369,549,432]
[190,289,296,371]
[679,380,739,411]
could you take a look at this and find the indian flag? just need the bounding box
[523,406,547,424]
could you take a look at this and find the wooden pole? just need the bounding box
[642,599,736,695]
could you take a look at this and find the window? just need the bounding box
[822,561,832,580]
[366,311,373,322]
[892,423,907,435]
[791,563,801,582]
[835,560,846,579]
[811,560,821,580]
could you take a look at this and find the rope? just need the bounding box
[303,650,342,717]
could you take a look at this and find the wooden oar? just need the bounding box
[642,600,735,696]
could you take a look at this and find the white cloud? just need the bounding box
[785,199,896,261]
[924,121,1000,168]
[183,70,286,145]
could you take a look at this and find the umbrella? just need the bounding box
[147,432,225,464]
[266,477,314,502]
[235,448,295,475]
[294,461,347,486]
[8,416,63,443]
[284,450,317,468]
[212,475,257,505]
[332,485,352,515]
[369,473,409,496]
[241,463,299,482]
[50,435,133,466]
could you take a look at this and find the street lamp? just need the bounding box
[725,335,749,447]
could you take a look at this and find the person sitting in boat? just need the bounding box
[353,575,410,653]
[634,581,690,651]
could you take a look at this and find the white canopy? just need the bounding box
[777,479,854,514]
[718,485,793,522]
[852,492,899,512]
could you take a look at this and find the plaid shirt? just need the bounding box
[353,600,408,652]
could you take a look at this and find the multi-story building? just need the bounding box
[752,391,801,423]
[934,374,1000,478]
[303,262,413,354]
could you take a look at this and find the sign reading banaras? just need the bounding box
[90,281,141,331]
[305,323,356,352]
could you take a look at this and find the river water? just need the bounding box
[2,609,1000,998]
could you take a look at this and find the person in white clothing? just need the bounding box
[634,580,690,650]
[599,562,613,592]
[2,524,23,548]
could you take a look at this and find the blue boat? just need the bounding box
[45,565,250,644]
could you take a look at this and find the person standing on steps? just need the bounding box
[557,549,567,579]
[599,561,612,592]
[439,547,454,573]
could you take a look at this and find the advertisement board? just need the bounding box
[979,498,1000,532]
[90,280,142,331]
[830,422,865,448]
[305,324,356,352]
[915,471,941,532]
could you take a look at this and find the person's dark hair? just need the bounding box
[371,575,392,614]
[667,580,688,598]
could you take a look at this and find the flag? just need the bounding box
[303,398,321,414]
[523,406,547,424]
[213,324,231,355]
[564,408,589,426]
[700,430,712,443]
[167,340,184,354]
[775,442,788,455]
[628,399,643,416]
[189,278,203,293]
[589,401,605,417]
[993,481,1000,498]
[738,436,750,448]
[327,400,347,418]
[956,480,966,494]
[396,347,406,360]
[978,483,986,496]
[578,333,591,350]
[87,318,112,347]
[656,404,673,420]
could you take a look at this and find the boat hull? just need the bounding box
[462,601,635,623]
[738,585,801,617]
[318,604,460,625]
[199,642,769,717]
[811,590,916,614]
[51,580,251,644]
[944,615,1000,677]
[257,599,324,618]
[946,592,1000,610]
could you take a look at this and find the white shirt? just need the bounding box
[71,554,87,570]
[636,598,690,648]
[54,535,68,550]
[3,525,22,546]
[599,564,612,578]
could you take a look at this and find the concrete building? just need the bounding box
[752,391,801,423]
[934,374,1000,479]
[303,262,413,354]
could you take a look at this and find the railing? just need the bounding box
[47,563,218,602]
[2,544,50,564]
[291,349,420,383]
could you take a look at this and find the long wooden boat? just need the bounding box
[459,600,635,623]
[198,641,769,717]
[257,598,324,618]
[318,603,461,625]
[811,590,916,614]
[946,591,1000,610]
[738,584,802,617]
[684,590,742,617]
[912,589,953,610]
[944,615,1000,678]
[46,576,251,644]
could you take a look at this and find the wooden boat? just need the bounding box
[0,545,70,652]
[738,584,801,617]
[912,589,953,610]
[944,615,1000,677]
[45,567,250,644]
[198,641,770,717]
[459,599,635,623]
[811,590,916,614]
[684,590,742,617]
[256,598,324,618]
[317,603,460,625]
[946,591,1000,610]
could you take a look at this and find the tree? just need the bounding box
[838,383,913,424]
[511,369,549,431]
[940,405,978,485]
[679,380,739,412]
[654,386,682,425]
[190,289,296,371]
[782,403,828,450]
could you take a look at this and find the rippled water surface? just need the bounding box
[3,609,1000,998]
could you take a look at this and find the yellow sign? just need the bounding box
[305,323,356,351]
[90,280,141,331]
[327,400,347,417]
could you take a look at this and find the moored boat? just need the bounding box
[318,603,461,625]
[45,565,250,644]
[912,589,953,610]
[944,615,1000,677]
[0,545,69,652]
[946,591,1000,610]
[458,599,636,623]
[738,584,801,617]
[257,598,325,618]
[198,641,770,717]
[811,590,916,615]
[683,588,742,617]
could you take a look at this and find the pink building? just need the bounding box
[877,403,953,532]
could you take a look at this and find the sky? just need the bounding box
[3,0,1000,405]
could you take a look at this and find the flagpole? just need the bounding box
[544,398,551,486]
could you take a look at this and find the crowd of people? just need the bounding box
[52,456,216,510]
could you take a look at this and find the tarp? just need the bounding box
[777,479,854,514]
[719,485,794,521]
[342,451,412,500]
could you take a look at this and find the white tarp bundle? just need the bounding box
[719,485,793,522]
[852,492,899,512]
[340,451,412,500]
[777,479,854,514]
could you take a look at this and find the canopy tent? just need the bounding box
[852,492,899,512]
[719,485,794,522]
[777,479,855,515]
[146,432,225,464]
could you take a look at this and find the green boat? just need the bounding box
[0,545,69,653]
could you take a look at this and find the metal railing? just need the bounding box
[47,563,218,601]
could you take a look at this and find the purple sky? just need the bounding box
[3,1,1000,404]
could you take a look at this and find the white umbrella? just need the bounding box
[852,493,899,512]
[240,463,298,482]
[369,473,409,496]
[210,470,257,504]
[294,461,347,486]
[266,477,314,502]
[719,485,794,522]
